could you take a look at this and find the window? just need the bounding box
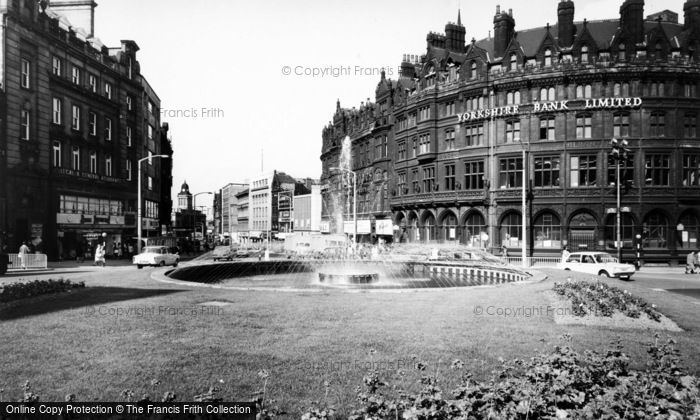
[580,45,589,63]
[89,74,97,93]
[618,43,626,61]
[382,135,388,158]
[506,90,521,105]
[397,141,406,161]
[684,114,698,138]
[105,154,112,176]
[443,101,455,116]
[465,123,484,146]
[644,154,670,186]
[576,114,592,139]
[148,100,155,115]
[71,66,81,85]
[126,95,133,111]
[88,112,97,136]
[52,97,62,125]
[71,105,81,131]
[147,124,154,141]
[126,126,132,147]
[422,167,435,192]
[539,87,556,101]
[444,164,456,190]
[649,82,665,96]
[499,157,523,188]
[397,172,407,195]
[464,160,485,190]
[89,151,97,173]
[72,147,80,170]
[53,141,62,167]
[642,212,670,249]
[500,213,522,247]
[575,84,592,98]
[126,159,132,181]
[408,112,416,127]
[607,155,634,186]
[20,109,30,141]
[613,113,630,138]
[684,83,697,97]
[679,212,700,249]
[650,113,665,137]
[411,169,420,193]
[52,56,62,76]
[148,176,153,191]
[569,155,597,187]
[534,156,561,187]
[418,133,430,154]
[539,116,555,140]
[20,58,30,88]
[682,154,700,186]
[419,106,430,121]
[411,137,417,157]
[534,212,561,249]
[544,48,552,66]
[470,62,477,79]
[613,82,630,96]
[104,82,112,99]
[505,120,520,143]
[510,54,517,71]
[444,129,455,150]
[105,118,112,140]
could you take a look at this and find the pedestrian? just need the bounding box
[94,244,106,267]
[501,244,508,259]
[18,241,30,269]
[695,250,700,274]
[561,246,570,263]
[686,250,696,274]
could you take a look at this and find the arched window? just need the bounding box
[613,83,621,96]
[534,212,562,249]
[576,85,583,98]
[441,212,458,242]
[604,213,635,249]
[679,211,700,250]
[422,213,437,242]
[568,212,598,251]
[470,62,477,79]
[581,45,589,63]
[500,212,522,248]
[618,43,626,61]
[463,212,487,248]
[642,212,669,249]
[514,91,521,104]
[407,212,419,242]
[584,84,592,98]
[544,48,552,66]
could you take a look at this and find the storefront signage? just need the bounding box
[357,219,371,234]
[320,221,330,233]
[456,97,643,123]
[141,218,159,229]
[57,213,128,226]
[375,220,394,235]
[55,168,122,183]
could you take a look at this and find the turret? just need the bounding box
[619,0,645,45]
[445,10,466,53]
[558,0,576,48]
[493,5,515,58]
[684,0,700,31]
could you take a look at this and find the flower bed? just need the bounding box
[0,278,85,303]
[553,280,662,321]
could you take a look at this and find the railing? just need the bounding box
[6,254,49,271]
[502,256,562,268]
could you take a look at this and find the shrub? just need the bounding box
[553,280,662,322]
[0,278,85,302]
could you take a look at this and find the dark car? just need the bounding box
[212,246,235,261]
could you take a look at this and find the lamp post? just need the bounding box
[517,139,530,269]
[329,166,357,247]
[610,138,630,262]
[137,154,169,254]
[193,192,213,241]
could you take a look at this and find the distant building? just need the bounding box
[293,185,322,233]
[173,181,205,239]
[235,189,249,243]
[248,171,311,241]
[220,182,247,238]
[0,0,172,259]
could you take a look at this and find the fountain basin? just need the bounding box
[318,272,379,285]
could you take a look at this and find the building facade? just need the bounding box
[320,0,700,262]
[293,185,323,233]
[220,182,247,238]
[173,181,205,239]
[0,0,172,259]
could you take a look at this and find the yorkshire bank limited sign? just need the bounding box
[456,97,643,123]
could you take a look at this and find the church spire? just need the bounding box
[458,9,462,26]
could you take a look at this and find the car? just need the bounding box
[557,251,636,280]
[133,246,179,269]
[212,245,235,261]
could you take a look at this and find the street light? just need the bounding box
[329,166,357,247]
[610,138,630,262]
[193,192,213,240]
[517,138,530,269]
[137,154,169,254]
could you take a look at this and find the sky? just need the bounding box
[93,0,687,211]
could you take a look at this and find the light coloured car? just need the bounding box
[133,246,179,269]
[212,245,235,261]
[557,251,635,280]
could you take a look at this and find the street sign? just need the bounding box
[620,207,631,212]
[606,208,616,214]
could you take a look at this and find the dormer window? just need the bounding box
[618,43,626,61]
[581,45,589,63]
[510,54,517,71]
[544,49,552,66]
[470,62,477,79]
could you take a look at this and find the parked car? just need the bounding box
[556,251,635,280]
[235,248,252,258]
[133,246,179,269]
[212,245,235,261]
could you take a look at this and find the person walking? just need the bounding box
[94,244,106,267]
[561,246,571,263]
[686,250,695,274]
[18,241,30,269]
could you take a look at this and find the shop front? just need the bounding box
[56,212,135,260]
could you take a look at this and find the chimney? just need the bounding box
[558,0,576,47]
[684,0,700,31]
[619,0,645,45]
[445,11,466,53]
[48,0,98,37]
[493,4,516,58]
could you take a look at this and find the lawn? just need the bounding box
[1,267,699,417]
